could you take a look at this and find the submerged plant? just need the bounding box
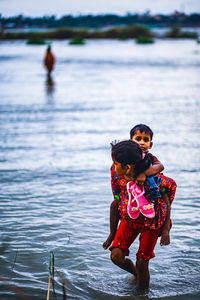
[27,38,46,45]
[69,38,85,45]
[136,36,155,44]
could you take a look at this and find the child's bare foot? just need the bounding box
[160,229,170,246]
[103,234,114,249]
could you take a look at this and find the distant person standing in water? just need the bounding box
[44,45,55,75]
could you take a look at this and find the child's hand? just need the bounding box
[103,234,114,250]
[160,229,170,246]
[135,173,146,185]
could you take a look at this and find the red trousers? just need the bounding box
[110,217,161,260]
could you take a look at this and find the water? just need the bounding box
[0,39,200,300]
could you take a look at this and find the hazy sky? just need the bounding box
[0,0,200,17]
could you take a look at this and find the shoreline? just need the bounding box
[0,25,199,40]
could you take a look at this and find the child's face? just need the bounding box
[112,158,127,176]
[131,130,152,153]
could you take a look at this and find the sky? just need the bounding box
[0,0,200,17]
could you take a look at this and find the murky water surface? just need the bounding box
[0,39,200,299]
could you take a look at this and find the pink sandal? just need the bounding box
[127,182,140,219]
[127,181,155,219]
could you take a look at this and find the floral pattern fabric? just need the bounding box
[111,167,177,230]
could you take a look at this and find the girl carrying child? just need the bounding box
[107,140,176,290]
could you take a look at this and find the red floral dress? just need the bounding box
[111,167,177,230]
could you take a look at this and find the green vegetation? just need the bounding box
[104,26,152,39]
[165,26,198,38]
[27,38,46,45]
[136,36,155,44]
[69,38,85,45]
[0,24,198,41]
[0,25,153,40]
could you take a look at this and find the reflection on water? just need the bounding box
[45,73,55,103]
[0,39,200,300]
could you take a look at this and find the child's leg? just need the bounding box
[136,258,149,290]
[160,192,171,246]
[147,176,161,202]
[136,228,161,290]
[109,218,139,276]
[110,248,137,276]
[103,198,120,249]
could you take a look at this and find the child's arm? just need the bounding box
[135,157,164,185]
[103,198,120,249]
[160,192,171,246]
[144,158,164,177]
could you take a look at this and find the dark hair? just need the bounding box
[111,140,153,177]
[130,124,153,140]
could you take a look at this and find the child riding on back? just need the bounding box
[106,140,176,290]
[131,124,163,202]
[103,124,166,249]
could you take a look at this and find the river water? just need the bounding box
[0,39,200,300]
